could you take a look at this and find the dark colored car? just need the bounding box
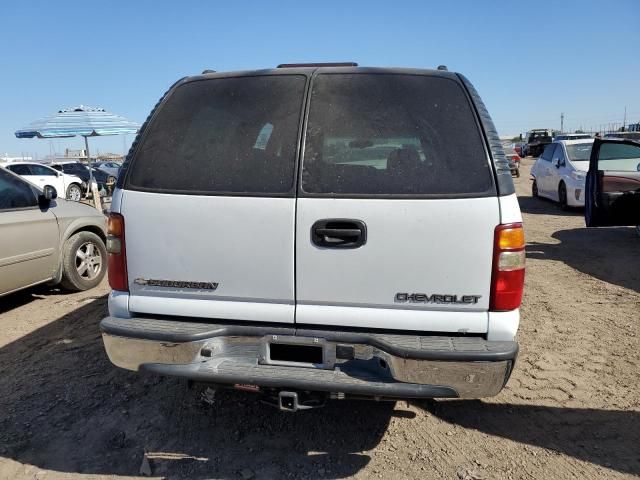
[51,162,115,194]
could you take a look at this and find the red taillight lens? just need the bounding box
[107,213,128,292]
[490,223,525,311]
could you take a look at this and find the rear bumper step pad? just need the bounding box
[142,362,458,399]
[100,316,517,361]
[100,316,518,399]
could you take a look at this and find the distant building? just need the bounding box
[62,148,88,161]
[97,152,125,162]
[0,153,33,162]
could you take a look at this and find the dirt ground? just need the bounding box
[0,158,638,480]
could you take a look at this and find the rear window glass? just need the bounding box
[566,143,593,161]
[127,75,306,195]
[598,142,640,172]
[301,74,493,196]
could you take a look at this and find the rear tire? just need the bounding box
[558,182,568,210]
[532,179,539,197]
[60,231,107,291]
[66,183,82,202]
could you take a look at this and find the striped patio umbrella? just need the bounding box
[15,105,140,208]
[15,105,140,139]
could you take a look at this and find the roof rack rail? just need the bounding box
[201,69,217,74]
[277,62,358,68]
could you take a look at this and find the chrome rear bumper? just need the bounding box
[101,316,517,399]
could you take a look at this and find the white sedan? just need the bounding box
[531,139,593,208]
[2,162,84,201]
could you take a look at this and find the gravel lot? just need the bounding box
[0,157,638,480]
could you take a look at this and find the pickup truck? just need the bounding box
[522,129,553,157]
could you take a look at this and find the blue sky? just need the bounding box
[1,0,638,158]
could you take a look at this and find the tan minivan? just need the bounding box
[0,166,107,297]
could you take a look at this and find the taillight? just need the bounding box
[490,223,525,311]
[107,213,128,292]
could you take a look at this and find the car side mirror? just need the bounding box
[552,159,560,168]
[40,185,58,203]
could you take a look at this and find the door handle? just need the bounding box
[311,219,367,249]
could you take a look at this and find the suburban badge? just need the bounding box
[134,278,218,290]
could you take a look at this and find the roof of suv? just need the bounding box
[183,66,462,84]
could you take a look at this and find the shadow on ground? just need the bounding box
[517,195,583,217]
[0,298,394,479]
[0,285,68,315]
[2,298,638,478]
[527,226,640,292]
[416,400,640,476]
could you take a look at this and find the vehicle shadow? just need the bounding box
[414,400,639,476]
[527,226,640,292]
[517,195,583,217]
[0,298,393,479]
[0,285,67,315]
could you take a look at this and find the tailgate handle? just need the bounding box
[311,219,367,249]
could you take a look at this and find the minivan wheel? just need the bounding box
[66,183,82,202]
[532,179,539,197]
[558,182,568,210]
[60,231,107,291]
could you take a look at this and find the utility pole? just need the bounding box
[560,112,564,133]
[623,106,627,131]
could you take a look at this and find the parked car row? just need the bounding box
[0,160,121,201]
[50,161,115,196]
[530,137,640,232]
[516,131,638,159]
[2,162,85,201]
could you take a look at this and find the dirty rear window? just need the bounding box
[126,75,306,195]
[301,74,494,197]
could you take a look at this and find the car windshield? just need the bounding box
[566,143,593,162]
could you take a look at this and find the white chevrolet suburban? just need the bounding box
[100,64,525,411]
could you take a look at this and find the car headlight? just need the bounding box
[571,171,586,183]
